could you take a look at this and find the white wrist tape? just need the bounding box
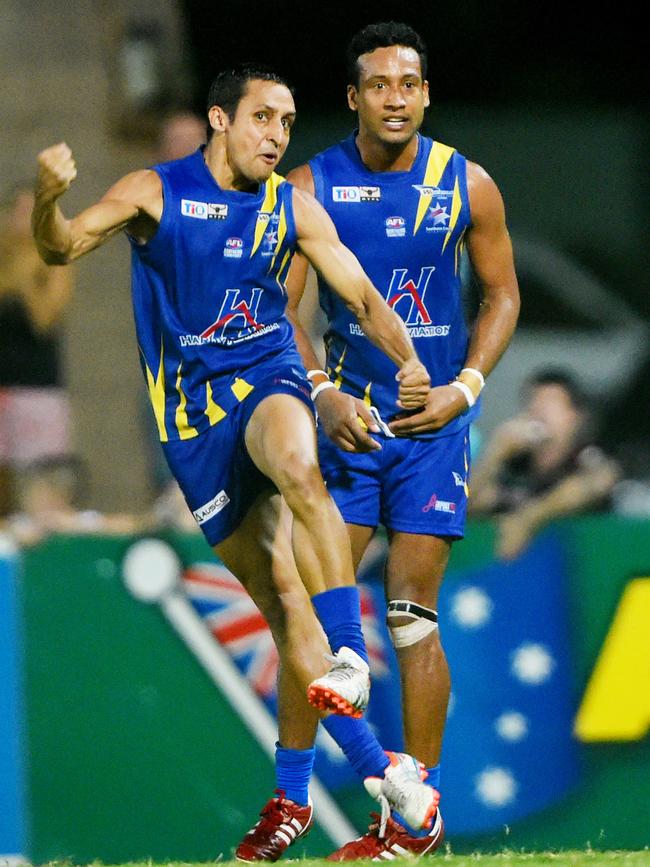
[311,380,336,401]
[307,369,329,382]
[461,367,485,389]
[450,380,475,407]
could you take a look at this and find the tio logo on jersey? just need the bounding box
[332,185,381,203]
[181,199,228,220]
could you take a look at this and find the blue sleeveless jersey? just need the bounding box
[310,133,479,438]
[130,148,301,442]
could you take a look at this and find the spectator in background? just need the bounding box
[469,368,619,559]
[0,455,146,547]
[155,109,206,162]
[0,184,74,516]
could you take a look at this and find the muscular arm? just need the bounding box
[462,161,520,377]
[389,162,520,436]
[32,142,162,264]
[291,184,423,377]
[285,165,381,451]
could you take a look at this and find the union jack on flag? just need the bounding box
[182,562,390,701]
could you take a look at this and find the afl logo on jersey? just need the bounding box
[181,199,228,220]
[385,216,406,238]
[224,237,243,259]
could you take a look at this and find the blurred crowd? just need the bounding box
[1,110,648,557]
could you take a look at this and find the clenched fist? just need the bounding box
[395,357,430,409]
[36,142,77,201]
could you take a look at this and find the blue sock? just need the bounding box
[311,586,368,663]
[275,743,315,806]
[393,764,441,838]
[322,715,389,779]
[426,764,441,791]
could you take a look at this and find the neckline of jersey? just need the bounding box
[192,146,268,204]
[343,131,430,182]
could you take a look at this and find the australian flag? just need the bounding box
[181,527,579,837]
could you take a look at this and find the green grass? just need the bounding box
[40,851,650,867]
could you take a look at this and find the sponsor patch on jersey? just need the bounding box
[385,215,406,237]
[332,186,361,202]
[223,237,243,258]
[360,185,381,201]
[422,494,456,514]
[193,490,230,524]
[181,199,228,220]
[452,471,466,487]
[332,185,381,203]
[412,185,454,197]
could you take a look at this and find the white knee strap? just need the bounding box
[387,599,438,648]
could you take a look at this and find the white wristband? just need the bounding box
[311,380,336,401]
[461,367,485,389]
[307,369,329,382]
[450,380,475,407]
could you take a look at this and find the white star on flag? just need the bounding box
[450,586,493,629]
[475,766,518,807]
[495,711,529,742]
[511,642,555,685]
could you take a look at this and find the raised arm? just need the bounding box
[285,165,381,452]
[291,184,429,410]
[32,142,162,265]
[389,163,520,436]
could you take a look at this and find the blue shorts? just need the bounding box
[317,426,470,538]
[162,366,314,546]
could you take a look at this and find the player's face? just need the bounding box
[348,45,429,146]
[226,79,296,184]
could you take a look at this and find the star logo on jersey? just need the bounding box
[426,202,450,232]
[261,227,278,257]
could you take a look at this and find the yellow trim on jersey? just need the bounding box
[413,142,456,235]
[205,382,227,426]
[332,345,348,389]
[269,202,288,272]
[231,377,254,401]
[464,436,470,496]
[251,172,284,257]
[143,342,168,442]
[441,177,463,254]
[275,248,292,292]
[363,381,372,406]
[174,362,199,440]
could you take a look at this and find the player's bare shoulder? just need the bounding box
[466,160,506,225]
[286,163,315,195]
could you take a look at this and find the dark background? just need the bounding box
[181,0,647,109]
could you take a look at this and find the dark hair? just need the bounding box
[205,63,294,139]
[524,368,590,411]
[346,21,428,87]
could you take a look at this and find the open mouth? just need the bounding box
[382,117,409,130]
[259,153,278,165]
